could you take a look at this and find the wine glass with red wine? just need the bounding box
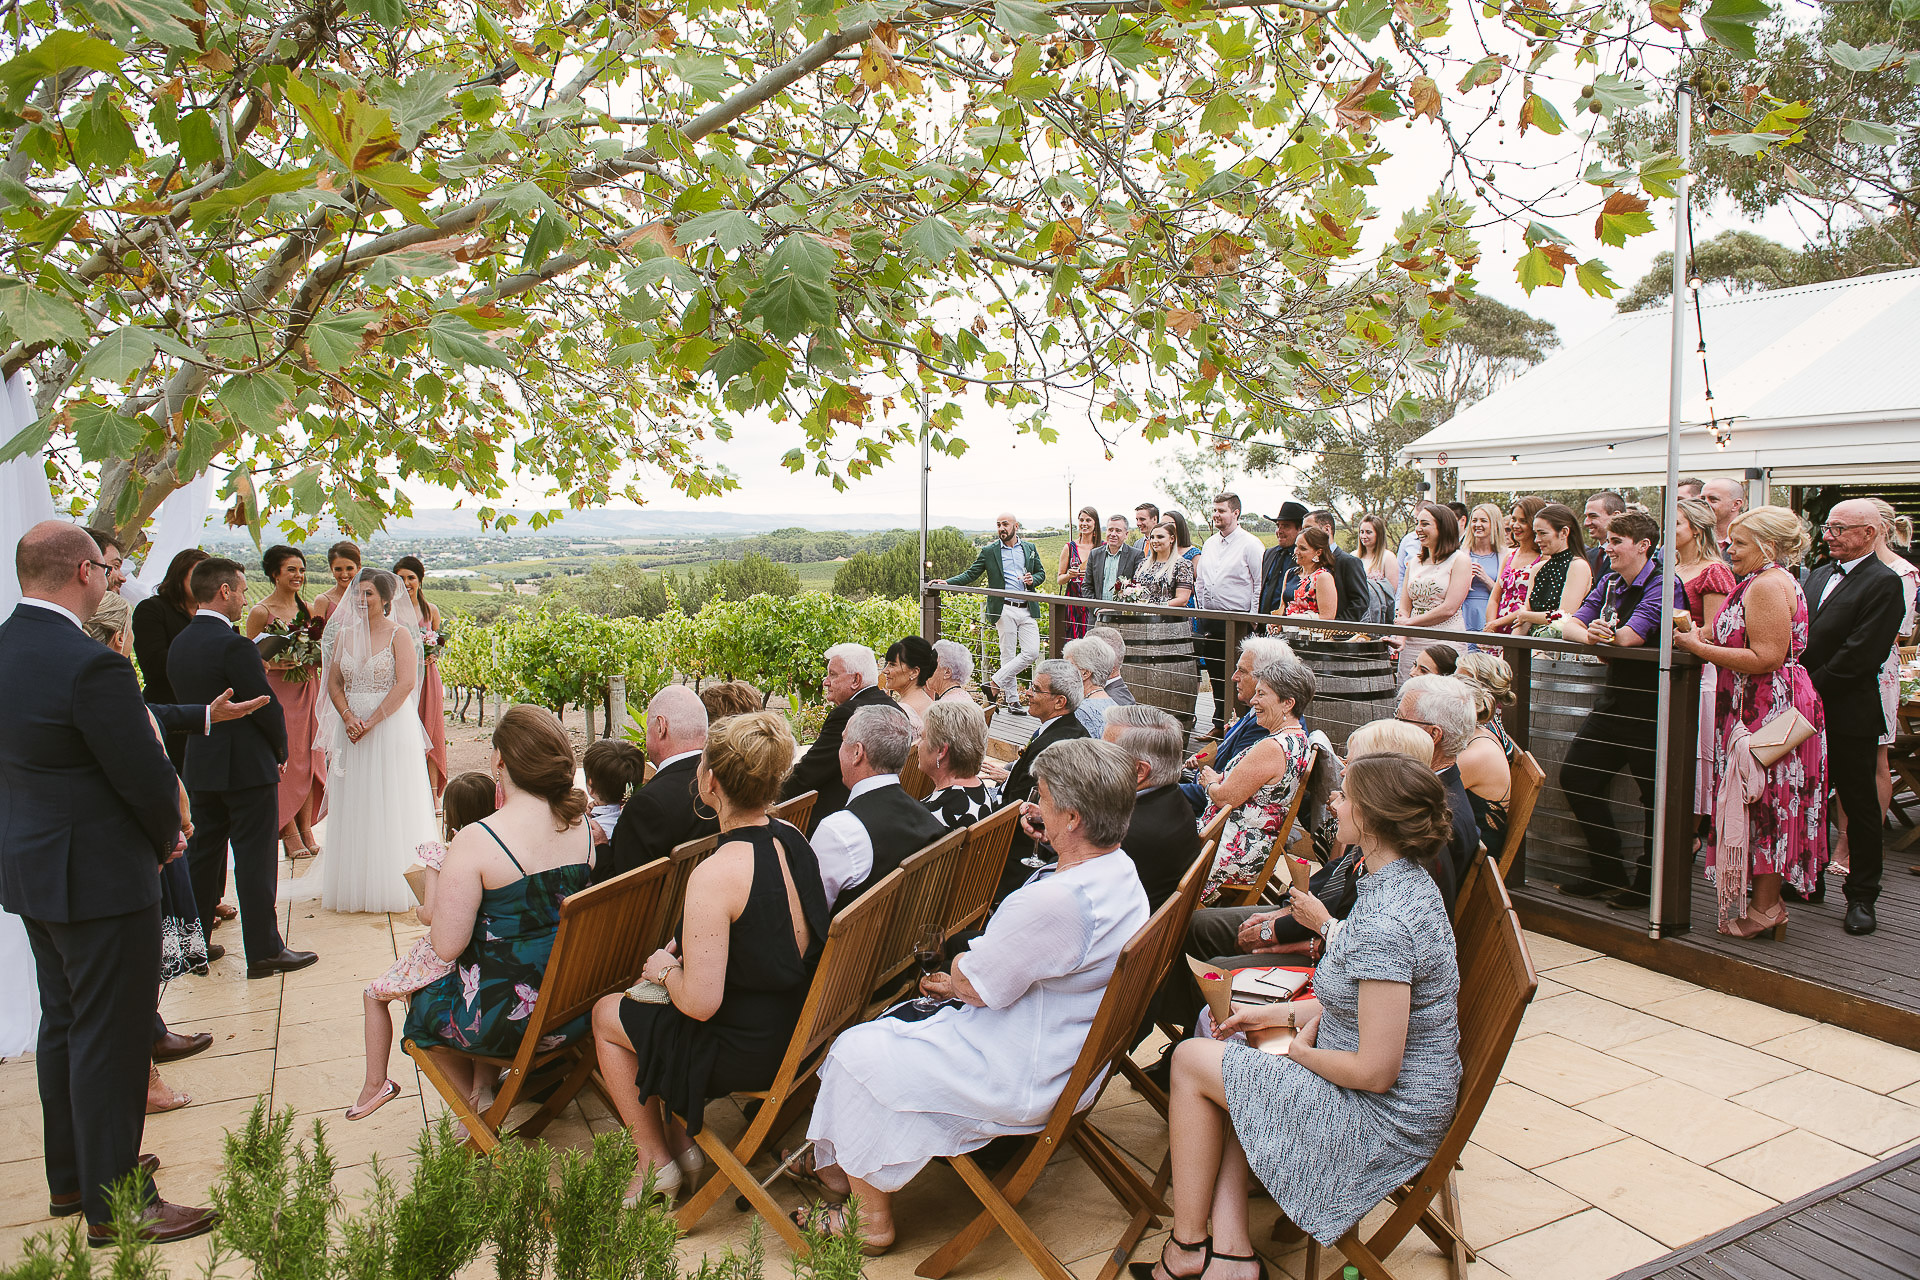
[910,925,945,1013]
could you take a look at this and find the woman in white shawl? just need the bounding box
[312,569,438,914]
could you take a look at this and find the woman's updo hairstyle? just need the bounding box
[493,704,589,829]
[1343,753,1453,877]
[1732,506,1811,568]
[701,710,796,812]
[1455,651,1516,724]
[329,539,363,568]
[263,545,305,581]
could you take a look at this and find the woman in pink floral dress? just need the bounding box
[1484,496,1545,635]
[1674,508,1826,937]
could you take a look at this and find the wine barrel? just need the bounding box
[1102,613,1202,729]
[1292,638,1395,753]
[1522,654,1650,892]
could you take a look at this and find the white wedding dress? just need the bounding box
[316,642,439,914]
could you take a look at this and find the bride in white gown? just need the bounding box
[312,569,438,913]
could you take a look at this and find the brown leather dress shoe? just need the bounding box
[86,1200,218,1247]
[151,1030,213,1062]
[51,1155,162,1217]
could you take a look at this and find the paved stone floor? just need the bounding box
[6,861,1920,1280]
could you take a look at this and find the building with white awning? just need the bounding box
[1400,267,1920,498]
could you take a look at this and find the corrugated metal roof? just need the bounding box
[1404,268,1920,458]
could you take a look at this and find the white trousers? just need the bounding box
[992,606,1041,697]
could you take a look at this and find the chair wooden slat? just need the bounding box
[943,803,1021,936]
[1214,748,1319,909]
[677,868,907,1254]
[404,856,674,1153]
[869,827,969,994]
[654,833,720,948]
[772,789,817,833]
[899,752,935,801]
[1495,750,1546,882]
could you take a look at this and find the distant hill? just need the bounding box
[218,508,997,540]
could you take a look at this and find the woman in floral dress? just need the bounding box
[1057,506,1100,639]
[1195,658,1319,903]
[1484,496,1545,635]
[1137,522,1196,606]
[1674,508,1826,937]
[1283,526,1337,621]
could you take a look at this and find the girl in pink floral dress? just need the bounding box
[1676,510,1827,937]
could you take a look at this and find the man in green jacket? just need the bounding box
[946,512,1045,704]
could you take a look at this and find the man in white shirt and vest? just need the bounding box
[811,704,946,913]
[1193,493,1265,736]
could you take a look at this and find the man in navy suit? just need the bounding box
[0,522,219,1243]
[168,558,315,978]
[1180,634,1291,813]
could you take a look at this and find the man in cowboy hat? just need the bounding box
[1258,500,1311,616]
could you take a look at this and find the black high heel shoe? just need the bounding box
[1203,1247,1269,1280]
[1129,1235,1211,1280]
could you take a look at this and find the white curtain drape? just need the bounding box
[0,371,49,1057]
[123,464,216,604]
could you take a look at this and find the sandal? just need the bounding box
[789,1203,890,1256]
[1201,1247,1268,1280]
[1724,902,1788,940]
[146,1064,190,1114]
[1129,1234,1211,1280]
[346,1079,401,1121]
[777,1145,847,1204]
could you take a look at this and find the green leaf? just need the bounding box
[72,0,203,49]
[902,215,968,265]
[1700,0,1771,59]
[1589,74,1652,115]
[187,166,323,228]
[1523,94,1565,135]
[0,280,90,344]
[0,32,123,108]
[667,54,736,102]
[0,414,49,464]
[176,416,223,482]
[520,212,569,268]
[177,112,221,170]
[1893,0,1920,19]
[1514,247,1565,293]
[994,0,1059,37]
[1457,56,1505,91]
[216,372,293,433]
[305,309,379,371]
[1841,118,1903,147]
[290,466,326,515]
[427,315,515,370]
[378,68,461,148]
[741,235,837,341]
[1337,0,1392,40]
[1522,219,1571,245]
[71,403,148,461]
[1199,93,1250,136]
[350,0,408,27]
[1637,152,1687,198]
[77,326,157,381]
[704,336,770,388]
[1575,259,1618,298]
[677,209,761,253]
[1825,41,1905,74]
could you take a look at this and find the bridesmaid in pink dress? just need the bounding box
[1674,509,1827,937]
[246,545,326,859]
[394,555,448,802]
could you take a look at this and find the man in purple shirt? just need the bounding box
[1555,509,1687,909]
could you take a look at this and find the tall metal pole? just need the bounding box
[918,392,931,598]
[1648,84,1691,939]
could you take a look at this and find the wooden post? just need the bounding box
[922,586,942,643]
[1656,659,1701,936]
[610,674,627,740]
[1048,600,1067,659]
[1503,646,1533,888]
[1223,617,1247,722]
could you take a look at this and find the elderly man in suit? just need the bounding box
[1085,514,1144,603]
[945,513,1046,705]
[0,522,220,1244]
[602,684,718,883]
[1804,499,1908,935]
[168,557,314,979]
[783,642,895,829]
[1101,705,1202,908]
[981,658,1090,896]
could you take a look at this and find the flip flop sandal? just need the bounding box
[346,1079,401,1121]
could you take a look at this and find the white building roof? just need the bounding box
[1401,267,1920,490]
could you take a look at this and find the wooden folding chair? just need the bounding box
[1213,748,1319,909]
[772,789,817,832]
[915,886,1191,1280]
[942,803,1022,938]
[987,736,1023,767]
[1298,857,1538,1280]
[643,759,657,783]
[405,857,674,1153]
[1494,749,1545,882]
[656,832,720,947]
[676,868,907,1254]
[899,752,935,801]
[868,828,968,999]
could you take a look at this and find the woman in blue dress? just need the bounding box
[1133,753,1461,1278]
[1460,503,1505,637]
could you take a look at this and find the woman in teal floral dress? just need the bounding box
[405,707,592,1104]
[1195,658,1321,903]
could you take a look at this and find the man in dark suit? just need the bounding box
[1257,500,1310,615]
[1803,500,1908,935]
[601,685,718,883]
[983,658,1090,896]
[1179,634,1291,812]
[1084,514,1144,603]
[1101,705,1202,908]
[783,642,894,830]
[0,521,219,1243]
[168,557,314,978]
[1307,509,1373,624]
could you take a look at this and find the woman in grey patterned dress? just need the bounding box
[1132,754,1460,1279]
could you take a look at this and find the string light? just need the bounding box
[1684,196,1730,450]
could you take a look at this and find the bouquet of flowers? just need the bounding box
[420,623,444,659]
[262,614,326,680]
[1114,578,1150,605]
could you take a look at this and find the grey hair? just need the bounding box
[1063,636,1116,685]
[1252,657,1315,715]
[824,642,878,689]
[1086,624,1126,665]
[922,699,986,776]
[1032,658,1083,711]
[1032,738,1138,848]
[1400,674,1478,756]
[845,703,913,773]
[1103,704,1183,788]
[932,638,974,687]
[1240,634,1293,669]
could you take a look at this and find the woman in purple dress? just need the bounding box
[1674,507,1826,938]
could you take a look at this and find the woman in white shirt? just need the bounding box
[789,738,1150,1254]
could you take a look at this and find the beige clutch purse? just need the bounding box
[1749,708,1817,768]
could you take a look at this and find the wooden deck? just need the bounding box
[1614,1141,1920,1280]
[1515,849,1920,1051]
